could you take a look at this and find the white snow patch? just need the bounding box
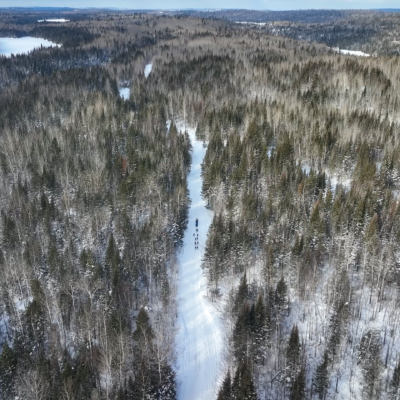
[100,372,112,391]
[0,37,61,57]
[119,87,130,100]
[235,21,266,26]
[14,296,33,312]
[267,145,275,157]
[340,49,370,57]
[38,19,70,23]
[333,47,370,57]
[175,121,224,400]
[300,161,352,192]
[302,163,311,175]
[144,63,153,78]
[325,170,352,192]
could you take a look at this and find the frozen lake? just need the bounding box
[0,36,61,57]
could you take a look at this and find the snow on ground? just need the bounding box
[300,161,352,192]
[326,171,352,192]
[14,296,33,312]
[38,19,70,22]
[0,37,61,57]
[340,49,370,57]
[332,47,370,57]
[119,87,130,100]
[144,63,153,78]
[235,21,267,26]
[302,163,311,176]
[175,122,224,400]
[267,145,275,157]
[332,280,400,399]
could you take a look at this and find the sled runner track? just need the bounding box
[175,123,223,400]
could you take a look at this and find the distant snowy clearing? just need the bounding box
[119,87,130,100]
[0,36,61,57]
[332,47,370,57]
[144,63,153,78]
[340,49,370,57]
[235,21,267,26]
[38,19,70,23]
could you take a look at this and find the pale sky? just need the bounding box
[1,0,400,11]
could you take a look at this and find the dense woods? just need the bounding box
[180,9,400,56]
[0,8,400,399]
[189,20,400,400]
[258,11,400,57]
[0,13,195,399]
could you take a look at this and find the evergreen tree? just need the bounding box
[133,307,154,358]
[105,232,120,288]
[232,361,258,400]
[157,365,177,400]
[291,367,306,400]
[234,273,248,313]
[313,351,329,399]
[217,370,232,400]
[252,293,268,364]
[0,341,17,397]
[132,359,152,400]
[358,330,382,400]
[392,357,400,396]
[275,277,289,318]
[233,302,251,363]
[286,325,301,373]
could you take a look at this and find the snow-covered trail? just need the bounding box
[175,123,223,400]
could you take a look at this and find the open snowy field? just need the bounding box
[175,123,223,400]
[0,36,60,57]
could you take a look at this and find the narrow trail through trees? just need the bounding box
[175,123,223,400]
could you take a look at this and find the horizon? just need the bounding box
[2,6,400,10]
[1,2,400,11]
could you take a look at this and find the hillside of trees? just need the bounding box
[179,9,356,24]
[0,9,400,400]
[258,11,400,56]
[0,13,195,399]
[181,9,400,56]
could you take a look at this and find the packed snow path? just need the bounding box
[175,123,223,400]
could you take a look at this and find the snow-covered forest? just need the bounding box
[0,8,400,400]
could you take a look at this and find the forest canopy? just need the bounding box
[0,8,399,400]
